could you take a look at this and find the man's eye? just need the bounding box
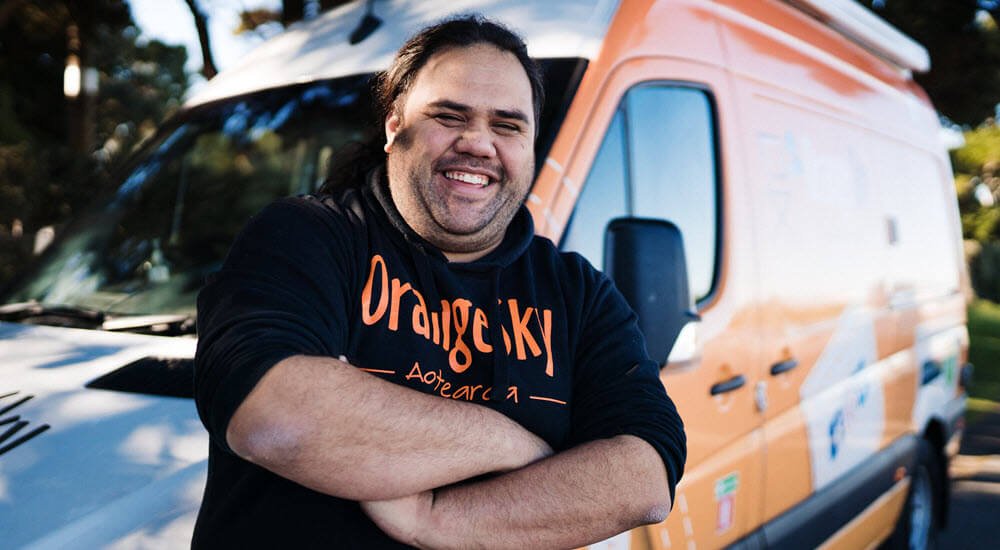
[435,114,462,123]
[495,123,521,133]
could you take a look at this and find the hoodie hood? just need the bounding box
[364,168,536,402]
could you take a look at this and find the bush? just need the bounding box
[951,123,1000,175]
[968,240,1000,302]
[967,299,1000,401]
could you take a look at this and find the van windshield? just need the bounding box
[2,60,584,320]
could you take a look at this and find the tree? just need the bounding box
[236,0,353,33]
[858,0,1000,126]
[953,121,1000,300]
[181,0,217,79]
[0,0,189,289]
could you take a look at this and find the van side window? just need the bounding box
[559,108,628,268]
[560,85,719,303]
[627,86,718,302]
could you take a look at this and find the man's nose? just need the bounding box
[453,123,497,158]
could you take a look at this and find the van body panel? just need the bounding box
[814,478,909,550]
[714,1,941,156]
[759,434,916,549]
[760,406,814,521]
[648,430,765,548]
[912,325,967,433]
[713,0,922,104]
[878,350,919,450]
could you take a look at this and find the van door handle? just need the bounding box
[921,360,942,385]
[770,359,799,375]
[710,374,746,395]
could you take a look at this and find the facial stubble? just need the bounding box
[387,123,534,255]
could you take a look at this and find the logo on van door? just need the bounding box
[828,383,870,459]
[714,472,739,534]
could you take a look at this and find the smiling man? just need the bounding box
[193,16,685,549]
[383,42,534,260]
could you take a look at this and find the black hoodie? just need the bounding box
[192,172,686,548]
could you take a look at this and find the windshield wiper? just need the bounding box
[101,314,196,336]
[0,302,105,328]
[0,302,196,335]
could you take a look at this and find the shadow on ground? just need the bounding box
[939,406,1000,548]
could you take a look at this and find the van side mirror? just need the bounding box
[603,217,700,367]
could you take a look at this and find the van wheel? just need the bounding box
[886,439,940,550]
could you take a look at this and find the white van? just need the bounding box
[2,1,969,548]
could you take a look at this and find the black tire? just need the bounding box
[885,439,941,550]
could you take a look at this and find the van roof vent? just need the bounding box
[784,0,930,72]
[0,391,50,456]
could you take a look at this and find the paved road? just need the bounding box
[938,405,1000,548]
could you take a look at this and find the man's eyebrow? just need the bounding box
[493,108,530,124]
[429,100,470,113]
[428,100,530,124]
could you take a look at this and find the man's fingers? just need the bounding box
[361,491,434,546]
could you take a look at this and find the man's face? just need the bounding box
[384,43,536,260]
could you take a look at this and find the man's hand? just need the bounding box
[363,435,670,550]
[360,491,434,548]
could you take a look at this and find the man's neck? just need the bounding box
[440,241,501,263]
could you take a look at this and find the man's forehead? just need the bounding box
[402,44,533,115]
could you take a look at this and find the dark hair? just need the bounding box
[320,15,544,194]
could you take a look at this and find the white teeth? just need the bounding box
[445,171,490,186]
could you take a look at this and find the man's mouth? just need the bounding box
[444,170,491,187]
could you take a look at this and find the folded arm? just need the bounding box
[363,434,670,550]
[363,267,686,548]
[226,354,552,501]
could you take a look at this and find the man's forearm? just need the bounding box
[406,434,671,550]
[226,354,551,501]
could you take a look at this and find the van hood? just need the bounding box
[0,321,207,549]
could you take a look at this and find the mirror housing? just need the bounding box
[603,217,700,366]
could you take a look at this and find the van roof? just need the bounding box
[785,0,929,73]
[185,0,620,108]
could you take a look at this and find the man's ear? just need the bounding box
[384,113,400,153]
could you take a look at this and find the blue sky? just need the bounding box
[129,0,282,94]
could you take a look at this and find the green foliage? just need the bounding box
[967,299,1000,401]
[92,35,188,170]
[969,241,1000,301]
[952,124,1000,174]
[236,8,281,34]
[952,120,1000,301]
[858,0,1000,126]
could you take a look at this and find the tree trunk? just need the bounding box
[66,22,94,154]
[182,0,218,79]
[0,0,26,30]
